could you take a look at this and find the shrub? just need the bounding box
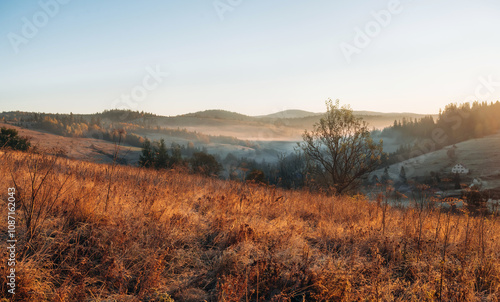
[0,127,30,151]
[190,151,221,176]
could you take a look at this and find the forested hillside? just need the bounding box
[382,101,500,165]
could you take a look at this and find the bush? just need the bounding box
[190,152,221,176]
[0,127,30,151]
[246,169,268,184]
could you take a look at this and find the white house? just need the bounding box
[452,163,469,174]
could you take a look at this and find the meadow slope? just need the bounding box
[375,130,500,191]
[0,123,141,164]
[1,150,500,301]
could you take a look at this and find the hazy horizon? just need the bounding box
[1,106,440,117]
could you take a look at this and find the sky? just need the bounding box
[1,0,500,116]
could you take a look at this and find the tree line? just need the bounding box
[382,101,500,165]
[138,138,222,177]
[1,110,258,149]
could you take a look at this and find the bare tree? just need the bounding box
[299,99,384,194]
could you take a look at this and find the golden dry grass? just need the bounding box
[1,150,500,301]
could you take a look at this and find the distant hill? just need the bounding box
[161,108,432,140]
[352,111,433,118]
[1,108,437,142]
[181,109,433,121]
[181,109,253,121]
[256,110,321,119]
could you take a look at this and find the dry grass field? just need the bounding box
[0,123,141,165]
[1,149,500,301]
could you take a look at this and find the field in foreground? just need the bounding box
[1,150,500,301]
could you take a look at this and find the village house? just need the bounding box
[452,163,469,174]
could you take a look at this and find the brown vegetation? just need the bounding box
[1,150,500,301]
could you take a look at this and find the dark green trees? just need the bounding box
[0,127,31,151]
[399,166,407,184]
[138,139,154,168]
[169,143,183,167]
[139,139,171,169]
[154,139,169,169]
[381,167,390,184]
[139,139,221,177]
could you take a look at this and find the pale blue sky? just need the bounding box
[1,0,500,116]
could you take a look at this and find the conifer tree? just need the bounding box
[169,143,183,167]
[154,139,169,169]
[139,139,154,168]
[381,167,390,184]
[399,166,407,184]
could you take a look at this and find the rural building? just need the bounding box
[452,163,469,174]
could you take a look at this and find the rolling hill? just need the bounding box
[373,130,500,191]
[148,109,435,140]
[0,108,440,168]
[256,109,321,119]
[1,109,435,142]
[181,109,254,121]
[0,122,141,164]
